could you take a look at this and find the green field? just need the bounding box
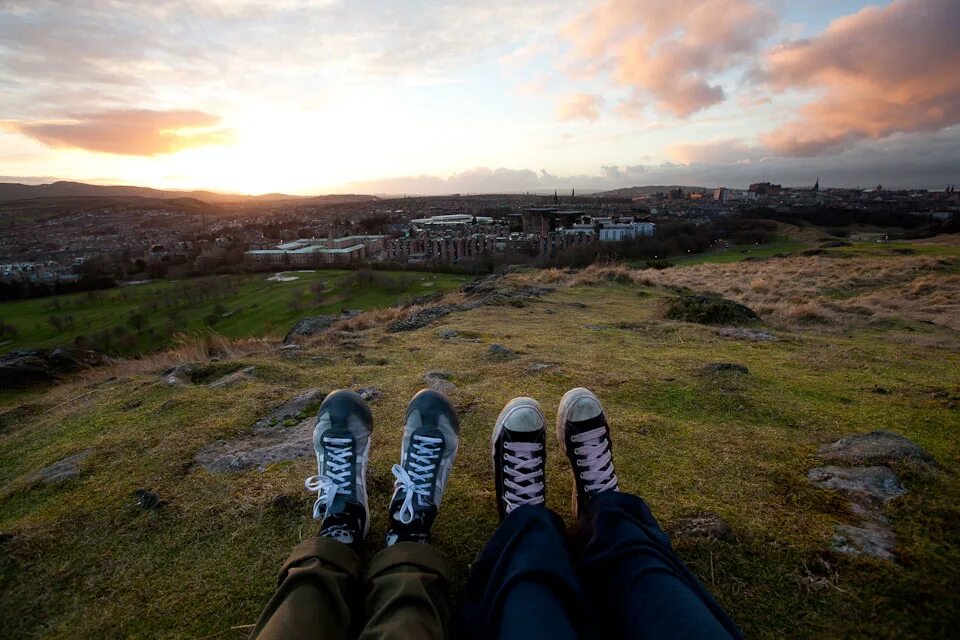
[0,249,957,638]
[0,270,470,356]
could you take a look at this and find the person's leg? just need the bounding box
[573,492,741,640]
[250,537,362,640]
[459,397,583,640]
[252,389,376,639]
[557,388,742,640]
[358,388,459,639]
[460,505,583,640]
[360,542,452,640]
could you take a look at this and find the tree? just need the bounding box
[128,310,148,334]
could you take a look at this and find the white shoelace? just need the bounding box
[571,426,618,492]
[503,441,545,514]
[304,436,353,519]
[392,434,443,524]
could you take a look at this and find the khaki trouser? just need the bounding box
[251,537,451,640]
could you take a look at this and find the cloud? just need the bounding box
[564,0,777,117]
[5,110,232,155]
[557,93,604,122]
[758,0,960,156]
[667,139,762,165]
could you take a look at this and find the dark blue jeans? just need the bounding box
[459,492,742,639]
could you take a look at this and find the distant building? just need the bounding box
[748,182,782,196]
[713,188,757,203]
[244,235,386,266]
[598,221,655,242]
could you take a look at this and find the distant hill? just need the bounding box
[593,185,709,198]
[0,181,378,204]
[0,195,223,217]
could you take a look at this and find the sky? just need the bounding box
[0,0,958,195]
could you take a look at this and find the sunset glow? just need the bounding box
[1,0,958,194]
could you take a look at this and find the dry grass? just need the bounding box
[644,255,960,330]
[329,305,423,333]
[512,255,960,331]
[73,333,273,388]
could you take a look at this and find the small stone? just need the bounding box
[438,329,459,339]
[208,366,257,389]
[160,363,197,386]
[488,344,517,361]
[32,450,94,485]
[357,387,384,403]
[253,389,323,431]
[807,466,907,505]
[702,363,749,375]
[832,523,897,560]
[133,489,167,511]
[122,399,143,411]
[717,327,777,341]
[524,363,554,374]
[584,324,607,331]
[424,370,453,381]
[817,431,936,466]
[668,512,736,543]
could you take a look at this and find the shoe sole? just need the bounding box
[555,387,603,519]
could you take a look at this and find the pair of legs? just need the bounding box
[251,389,459,639]
[461,389,742,639]
[251,388,740,639]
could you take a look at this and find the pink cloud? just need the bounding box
[5,109,232,155]
[565,0,776,117]
[557,93,605,122]
[759,0,960,156]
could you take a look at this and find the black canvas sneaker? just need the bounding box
[556,387,619,517]
[304,389,373,545]
[492,397,547,520]
[386,389,459,545]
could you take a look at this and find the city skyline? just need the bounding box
[1,0,959,195]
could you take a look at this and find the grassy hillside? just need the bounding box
[0,270,469,357]
[0,246,958,638]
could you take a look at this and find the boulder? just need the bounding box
[424,371,456,394]
[664,294,759,325]
[208,366,257,389]
[0,348,110,387]
[832,523,897,561]
[817,431,936,466]
[717,327,777,342]
[283,316,338,344]
[160,363,198,386]
[488,344,517,361]
[194,422,314,473]
[31,450,94,484]
[807,466,907,505]
[252,389,323,430]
